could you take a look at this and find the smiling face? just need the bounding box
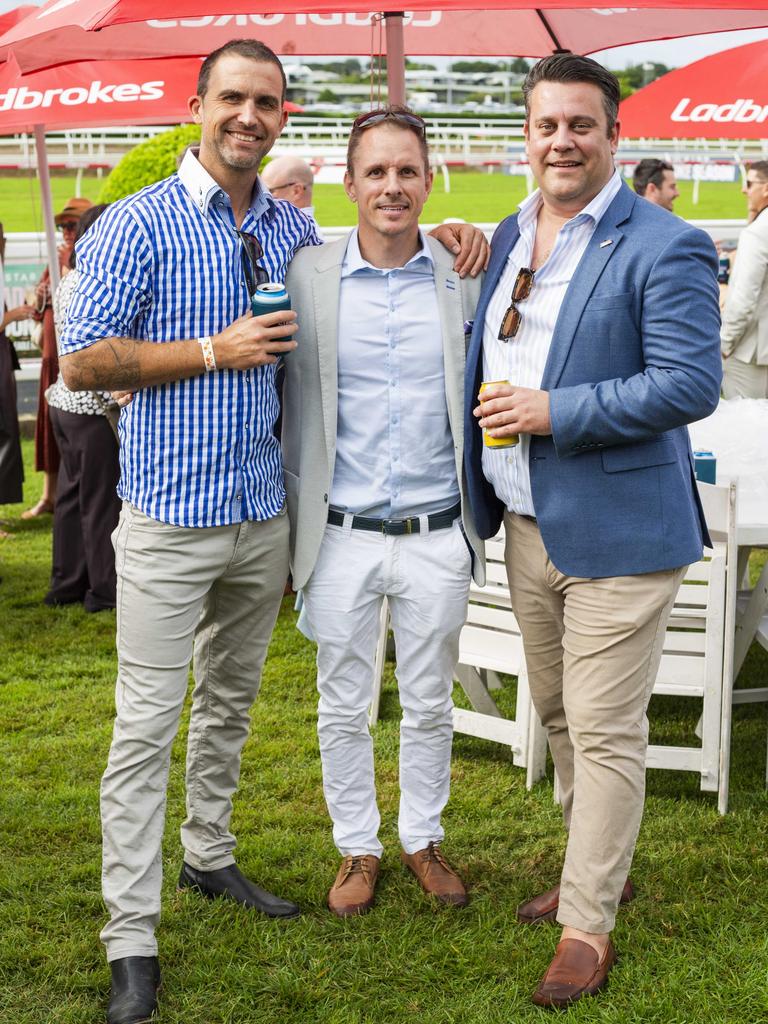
[189,52,287,183]
[344,123,433,260]
[525,79,619,215]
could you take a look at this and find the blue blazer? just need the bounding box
[464,183,722,578]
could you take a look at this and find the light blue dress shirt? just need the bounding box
[330,230,460,518]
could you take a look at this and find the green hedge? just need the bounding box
[98,124,202,203]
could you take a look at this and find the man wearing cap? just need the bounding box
[23,195,93,521]
[283,106,484,917]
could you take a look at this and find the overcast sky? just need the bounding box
[1,1,767,72]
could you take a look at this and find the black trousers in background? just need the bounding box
[48,406,121,612]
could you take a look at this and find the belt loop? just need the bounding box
[342,512,354,537]
[418,513,429,537]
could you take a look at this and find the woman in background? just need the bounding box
[44,203,120,612]
[22,196,92,520]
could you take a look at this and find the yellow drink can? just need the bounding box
[479,379,519,449]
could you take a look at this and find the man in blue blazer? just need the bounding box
[465,54,721,1008]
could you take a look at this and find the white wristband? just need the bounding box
[198,336,216,372]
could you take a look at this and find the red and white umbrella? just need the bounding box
[2,1,768,73]
[620,39,768,139]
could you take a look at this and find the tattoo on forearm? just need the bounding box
[65,338,147,391]
[104,338,144,390]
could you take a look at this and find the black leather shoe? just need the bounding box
[178,862,301,919]
[107,956,160,1024]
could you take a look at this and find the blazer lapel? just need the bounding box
[540,186,633,390]
[311,237,347,468]
[468,216,519,369]
[428,238,465,447]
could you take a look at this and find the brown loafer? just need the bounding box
[327,855,379,917]
[401,842,468,907]
[517,877,634,925]
[532,938,617,1008]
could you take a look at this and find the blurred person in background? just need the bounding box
[261,154,316,219]
[632,158,679,213]
[0,221,35,536]
[22,196,93,520]
[721,160,768,398]
[44,203,120,611]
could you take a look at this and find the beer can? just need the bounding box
[693,450,717,484]
[717,253,730,285]
[479,379,519,449]
[251,282,292,343]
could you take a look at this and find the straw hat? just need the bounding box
[54,196,93,226]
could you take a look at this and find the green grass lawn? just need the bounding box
[1,441,767,1023]
[0,172,748,232]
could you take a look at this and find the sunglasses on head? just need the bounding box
[498,267,535,343]
[235,229,270,296]
[351,108,427,136]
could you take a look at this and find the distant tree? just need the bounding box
[406,60,438,71]
[307,59,362,77]
[510,58,530,73]
[613,62,670,91]
[451,60,507,73]
[316,88,341,104]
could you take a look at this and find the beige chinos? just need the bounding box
[100,501,289,961]
[504,511,686,934]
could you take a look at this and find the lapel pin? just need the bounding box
[599,238,613,248]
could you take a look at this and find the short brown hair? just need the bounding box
[346,106,430,177]
[523,53,620,134]
[197,39,286,101]
[747,160,768,181]
[633,158,674,196]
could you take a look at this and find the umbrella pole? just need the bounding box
[34,123,60,294]
[384,12,406,106]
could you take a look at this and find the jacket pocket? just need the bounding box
[586,290,634,311]
[601,437,677,473]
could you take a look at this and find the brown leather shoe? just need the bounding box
[401,842,468,907]
[517,877,634,925]
[327,855,379,917]
[532,938,617,1008]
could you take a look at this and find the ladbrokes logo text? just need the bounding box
[0,80,165,111]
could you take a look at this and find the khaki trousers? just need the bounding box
[504,511,685,933]
[100,502,289,961]
[721,356,768,400]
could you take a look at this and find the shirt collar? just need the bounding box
[517,168,623,230]
[342,228,434,276]
[177,148,273,222]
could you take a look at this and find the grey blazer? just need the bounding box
[283,232,485,590]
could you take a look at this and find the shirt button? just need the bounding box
[236,493,242,501]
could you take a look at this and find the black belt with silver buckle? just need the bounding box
[327,501,462,536]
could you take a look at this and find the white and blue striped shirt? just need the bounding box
[61,151,321,527]
[482,170,622,516]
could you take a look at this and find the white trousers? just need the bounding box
[101,502,289,961]
[302,519,471,857]
[722,356,768,399]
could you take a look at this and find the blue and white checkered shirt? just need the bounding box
[60,150,321,527]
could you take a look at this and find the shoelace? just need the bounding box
[342,855,372,883]
[419,842,458,876]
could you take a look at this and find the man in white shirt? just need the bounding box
[283,108,484,917]
[721,160,768,398]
